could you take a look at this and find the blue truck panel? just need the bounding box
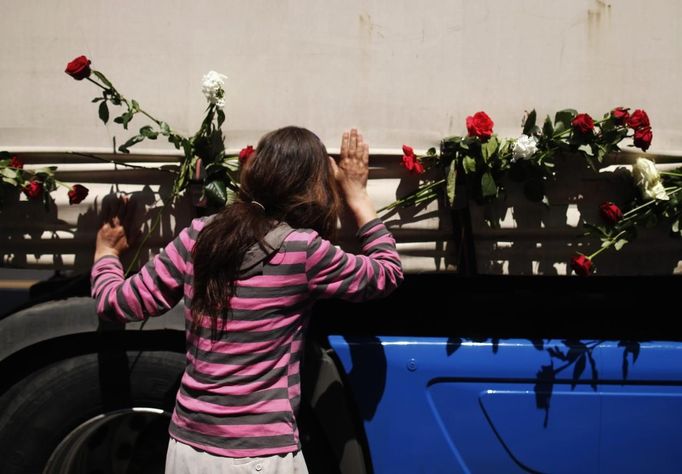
[329,336,682,473]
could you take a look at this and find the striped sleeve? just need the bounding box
[90,218,203,323]
[305,218,403,301]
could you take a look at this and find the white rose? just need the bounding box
[201,71,227,108]
[632,157,669,201]
[644,181,670,201]
[512,135,538,161]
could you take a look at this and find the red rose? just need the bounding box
[9,156,23,169]
[633,127,653,151]
[571,113,594,135]
[68,184,89,204]
[65,55,92,80]
[611,107,630,126]
[23,180,43,200]
[599,202,623,225]
[570,254,593,276]
[239,145,255,165]
[627,109,650,130]
[466,112,494,141]
[401,145,424,175]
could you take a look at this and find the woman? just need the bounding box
[91,127,403,473]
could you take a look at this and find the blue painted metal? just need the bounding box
[328,336,682,474]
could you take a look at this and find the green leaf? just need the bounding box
[481,172,497,198]
[91,97,104,103]
[139,125,158,139]
[160,122,171,135]
[2,176,17,186]
[42,175,57,192]
[98,101,109,124]
[168,134,182,149]
[446,162,457,207]
[600,117,615,132]
[481,136,499,162]
[614,238,629,251]
[426,147,437,157]
[554,109,578,135]
[523,109,537,136]
[118,134,145,153]
[121,111,133,130]
[114,112,133,129]
[217,109,226,128]
[131,100,140,112]
[1,167,17,179]
[92,70,113,89]
[543,115,554,136]
[205,179,227,206]
[462,156,476,173]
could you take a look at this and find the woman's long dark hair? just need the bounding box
[190,126,340,333]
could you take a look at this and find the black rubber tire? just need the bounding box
[0,350,185,474]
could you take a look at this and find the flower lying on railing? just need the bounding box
[65,55,241,207]
[382,107,666,275]
[401,145,425,175]
[0,152,89,209]
[572,157,681,275]
[383,107,652,213]
[64,55,250,276]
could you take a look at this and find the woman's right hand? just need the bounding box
[330,128,377,227]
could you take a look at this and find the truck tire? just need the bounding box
[0,350,185,474]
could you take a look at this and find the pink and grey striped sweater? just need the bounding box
[91,217,402,457]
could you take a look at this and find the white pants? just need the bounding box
[165,438,309,474]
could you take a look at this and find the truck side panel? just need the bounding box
[329,336,682,473]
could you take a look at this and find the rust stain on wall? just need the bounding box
[587,0,611,47]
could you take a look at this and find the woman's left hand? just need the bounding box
[95,195,136,261]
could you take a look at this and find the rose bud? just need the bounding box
[9,156,23,169]
[65,55,92,80]
[571,113,594,135]
[68,184,89,204]
[633,127,653,152]
[599,202,623,225]
[238,145,255,165]
[626,109,650,130]
[401,145,424,174]
[466,111,494,142]
[23,180,43,200]
[570,254,593,276]
[611,107,630,126]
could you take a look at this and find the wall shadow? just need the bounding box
[470,156,682,275]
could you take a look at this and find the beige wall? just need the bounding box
[2,1,681,274]
[1,0,681,155]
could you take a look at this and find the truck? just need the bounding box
[1,1,681,472]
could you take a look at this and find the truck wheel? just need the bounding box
[0,350,185,474]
